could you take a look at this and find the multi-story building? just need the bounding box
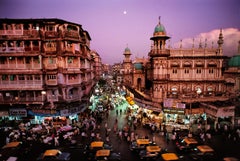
[122,18,238,127]
[0,18,97,123]
[91,50,103,81]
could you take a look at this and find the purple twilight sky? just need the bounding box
[0,0,240,65]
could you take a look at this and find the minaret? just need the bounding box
[217,29,224,55]
[149,16,170,56]
[148,17,171,103]
[122,45,132,85]
[123,45,131,64]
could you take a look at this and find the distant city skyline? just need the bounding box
[0,0,240,64]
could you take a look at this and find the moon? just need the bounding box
[123,10,127,15]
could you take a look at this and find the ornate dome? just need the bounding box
[124,47,131,52]
[154,23,166,33]
[134,62,143,70]
[153,17,167,36]
[228,55,240,67]
[228,41,240,67]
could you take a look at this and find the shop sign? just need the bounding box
[176,103,186,109]
[28,109,59,116]
[163,108,185,114]
[163,98,173,108]
[9,108,27,117]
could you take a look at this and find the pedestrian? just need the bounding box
[104,122,108,129]
[113,123,118,133]
[54,136,59,146]
[166,133,170,144]
[106,135,110,143]
[116,109,118,115]
[91,132,95,141]
[118,130,123,141]
[152,135,156,143]
[127,135,131,143]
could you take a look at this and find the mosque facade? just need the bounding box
[121,18,240,126]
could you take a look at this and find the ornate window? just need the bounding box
[47,75,56,80]
[196,69,201,74]
[172,69,177,74]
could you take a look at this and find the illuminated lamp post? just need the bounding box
[41,91,46,106]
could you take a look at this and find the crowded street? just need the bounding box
[1,81,240,161]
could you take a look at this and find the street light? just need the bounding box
[41,91,46,105]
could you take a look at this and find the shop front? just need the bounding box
[162,107,189,132]
[28,103,87,126]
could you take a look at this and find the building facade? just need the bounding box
[122,18,239,127]
[0,18,98,122]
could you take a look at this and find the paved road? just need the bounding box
[17,100,239,161]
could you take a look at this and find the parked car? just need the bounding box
[160,153,180,161]
[37,149,71,161]
[175,137,199,153]
[223,157,239,161]
[95,149,121,161]
[0,141,25,161]
[130,139,150,152]
[84,141,113,160]
[139,145,161,160]
[190,145,216,161]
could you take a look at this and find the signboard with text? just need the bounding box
[9,108,27,117]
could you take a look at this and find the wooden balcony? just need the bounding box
[44,46,57,52]
[0,96,44,104]
[67,63,79,68]
[0,80,43,90]
[45,79,58,86]
[0,30,23,36]
[23,30,40,38]
[0,63,41,70]
[64,30,79,39]
[0,47,25,53]
[67,79,80,85]
[45,63,57,70]
[45,31,59,38]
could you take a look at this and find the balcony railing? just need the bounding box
[45,31,59,38]
[0,47,25,53]
[0,63,41,69]
[149,49,170,57]
[0,96,44,104]
[64,30,79,39]
[0,80,43,89]
[45,63,57,69]
[45,79,58,85]
[0,30,23,35]
[44,46,57,52]
[67,79,80,84]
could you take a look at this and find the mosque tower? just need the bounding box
[217,29,224,55]
[122,46,133,86]
[148,17,170,103]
